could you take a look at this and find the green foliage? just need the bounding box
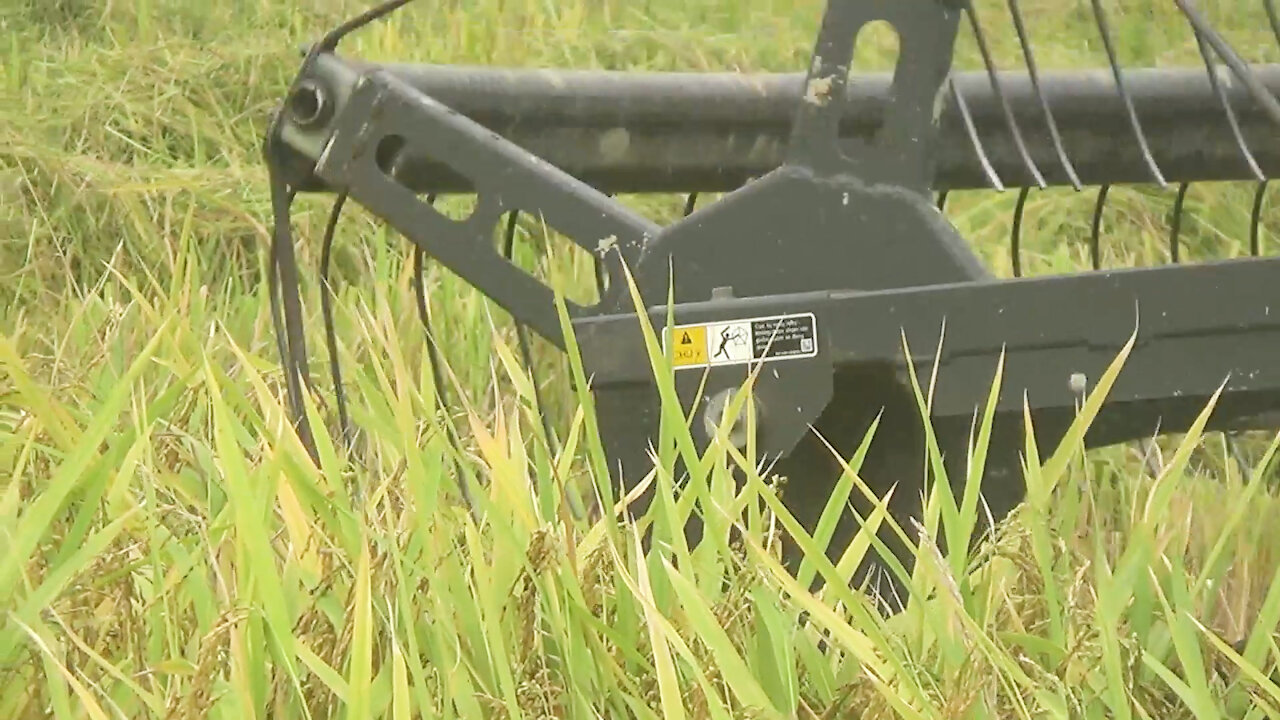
[3,0,1280,718]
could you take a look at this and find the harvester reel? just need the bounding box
[264,0,1280,606]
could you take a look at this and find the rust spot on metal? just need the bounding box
[805,75,836,106]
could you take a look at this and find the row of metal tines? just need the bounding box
[937,0,1280,276]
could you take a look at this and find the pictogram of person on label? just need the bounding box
[713,326,748,360]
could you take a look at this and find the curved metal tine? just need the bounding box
[1267,0,1280,48]
[963,0,1045,188]
[1252,181,1270,256]
[412,194,469,474]
[412,244,451,418]
[949,75,1005,192]
[267,210,297,421]
[1007,0,1081,190]
[319,191,356,454]
[937,191,949,212]
[268,250,311,449]
[1011,186,1030,277]
[1139,434,1166,479]
[593,256,607,298]
[500,210,560,455]
[1090,184,1109,270]
[1090,0,1167,188]
[1264,0,1280,250]
[1170,182,1190,264]
[267,178,319,460]
[1190,22,1266,181]
[1224,432,1253,483]
[1177,0,1280,127]
[412,240,475,508]
[683,192,699,217]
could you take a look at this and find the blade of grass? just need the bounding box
[661,555,779,714]
[626,527,687,720]
[204,353,313,720]
[345,533,375,720]
[0,314,174,607]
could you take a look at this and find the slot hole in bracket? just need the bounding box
[369,132,601,313]
[375,133,479,222]
[844,19,901,147]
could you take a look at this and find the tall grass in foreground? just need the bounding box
[4,0,1280,717]
[3,232,1280,719]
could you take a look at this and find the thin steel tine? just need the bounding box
[1177,0,1280,127]
[1252,180,1270,256]
[267,174,319,461]
[267,209,297,421]
[1011,186,1030,277]
[414,194,454,425]
[412,241,474,508]
[1267,0,1280,46]
[594,256,607,298]
[937,191,949,212]
[1262,0,1279,258]
[1224,433,1253,483]
[1188,14,1266,180]
[949,75,1005,191]
[1007,0,1081,190]
[500,210,560,453]
[1090,184,1110,270]
[963,0,1045,188]
[319,191,356,453]
[411,197,473,506]
[1090,0,1167,188]
[684,192,699,217]
[1170,182,1190,264]
[412,246,454,431]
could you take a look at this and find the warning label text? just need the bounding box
[665,312,818,370]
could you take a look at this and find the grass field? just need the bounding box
[5,0,1280,717]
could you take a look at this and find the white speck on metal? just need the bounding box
[1069,372,1088,396]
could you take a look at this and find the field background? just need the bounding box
[4,0,1280,718]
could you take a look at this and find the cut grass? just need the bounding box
[3,0,1280,717]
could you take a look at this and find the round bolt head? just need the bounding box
[288,79,332,128]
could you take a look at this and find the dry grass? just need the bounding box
[3,0,1280,717]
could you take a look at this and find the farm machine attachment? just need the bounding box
[263,0,1280,598]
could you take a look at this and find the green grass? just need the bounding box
[4,0,1280,717]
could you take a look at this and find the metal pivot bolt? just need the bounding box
[288,79,333,129]
[702,387,759,450]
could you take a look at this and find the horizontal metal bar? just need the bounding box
[575,254,1280,447]
[339,60,1280,194]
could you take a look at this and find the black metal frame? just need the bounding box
[264,0,1280,603]
[316,61,1280,194]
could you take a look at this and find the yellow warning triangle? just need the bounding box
[680,332,693,345]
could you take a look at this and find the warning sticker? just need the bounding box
[665,312,818,370]
[671,325,708,367]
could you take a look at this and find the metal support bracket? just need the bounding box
[275,53,661,349]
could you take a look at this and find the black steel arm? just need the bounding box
[272,53,661,348]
